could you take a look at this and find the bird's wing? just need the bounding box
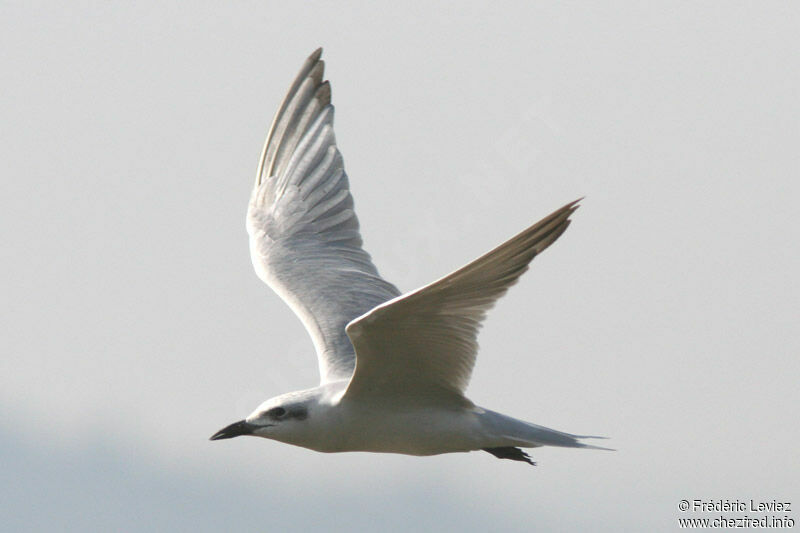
[343,200,580,405]
[248,48,400,384]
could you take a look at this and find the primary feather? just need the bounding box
[247,49,400,384]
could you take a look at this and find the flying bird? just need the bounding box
[211,48,608,465]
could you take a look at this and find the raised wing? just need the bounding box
[248,49,400,384]
[343,200,580,405]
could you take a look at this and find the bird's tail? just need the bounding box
[479,408,613,451]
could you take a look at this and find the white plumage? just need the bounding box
[212,48,609,465]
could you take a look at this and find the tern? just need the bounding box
[211,49,608,465]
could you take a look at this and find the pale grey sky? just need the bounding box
[2,3,798,531]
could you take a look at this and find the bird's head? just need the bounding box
[209,391,315,443]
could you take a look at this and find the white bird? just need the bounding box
[211,48,608,465]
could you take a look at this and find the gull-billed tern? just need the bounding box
[211,49,609,465]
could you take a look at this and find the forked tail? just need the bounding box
[480,408,613,451]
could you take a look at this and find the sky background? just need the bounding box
[2,2,798,531]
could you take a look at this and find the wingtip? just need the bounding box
[562,197,584,218]
[567,196,584,210]
[256,47,327,187]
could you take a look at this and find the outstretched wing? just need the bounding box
[343,200,580,405]
[247,48,400,384]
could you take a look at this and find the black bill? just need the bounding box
[209,419,257,441]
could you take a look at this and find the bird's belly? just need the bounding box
[301,406,486,456]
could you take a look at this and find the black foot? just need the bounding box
[482,447,536,466]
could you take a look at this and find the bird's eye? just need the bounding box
[268,407,286,419]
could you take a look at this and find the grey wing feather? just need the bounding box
[248,49,400,384]
[344,200,580,404]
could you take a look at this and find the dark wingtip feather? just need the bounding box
[256,48,327,186]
